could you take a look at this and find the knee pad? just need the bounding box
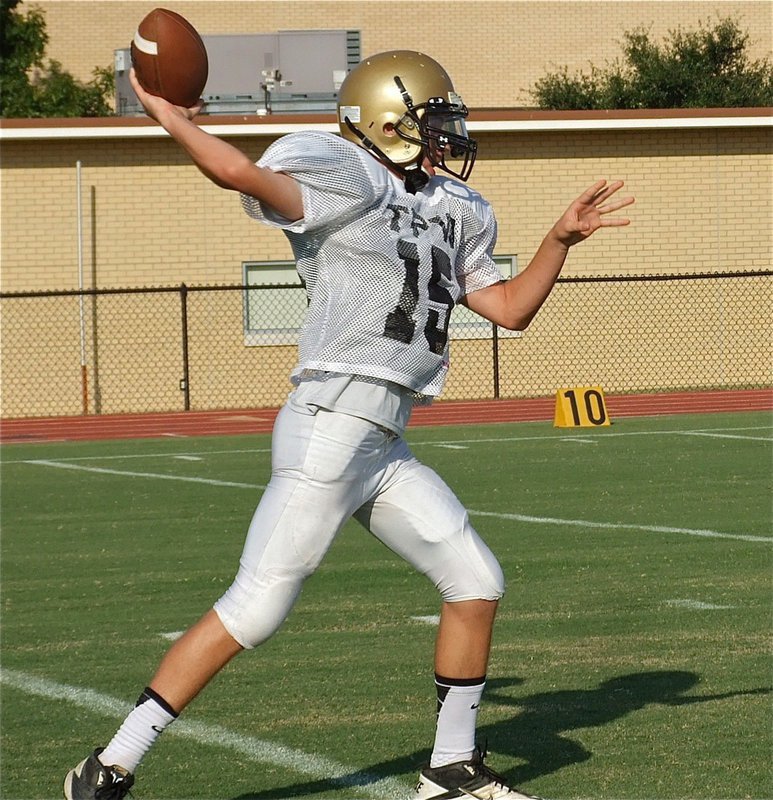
[435,518,506,602]
[213,565,307,649]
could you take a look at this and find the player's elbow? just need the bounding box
[476,283,539,331]
[218,160,255,193]
[496,309,535,331]
[199,165,235,190]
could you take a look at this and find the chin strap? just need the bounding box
[343,116,429,194]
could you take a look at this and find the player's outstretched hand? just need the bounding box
[553,180,635,248]
[129,67,205,123]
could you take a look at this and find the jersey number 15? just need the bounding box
[384,239,454,355]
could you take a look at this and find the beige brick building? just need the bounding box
[3,0,770,291]
[2,110,770,290]
[0,2,771,416]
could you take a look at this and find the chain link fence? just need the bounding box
[1,271,770,419]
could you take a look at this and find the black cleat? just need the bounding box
[414,745,544,799]
[63,748,135,800]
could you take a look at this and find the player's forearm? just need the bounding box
[153,109,303,220]
[498,228,570,329]
[155,109,252,190]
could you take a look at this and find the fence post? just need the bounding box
[492,323,500,399]
[180,283,191,411]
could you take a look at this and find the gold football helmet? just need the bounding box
[337,50,477,189]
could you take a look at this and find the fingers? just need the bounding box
[599,191,635,229]
[128,67,142,94]
[599,195,635,214]
[599,216,632,228]
[578,180,632,213]
[557,180,635,245]
[578,179,610,204]
[598,195,635,227]
[129,67,203,120]
[585,181,635,227]
[586,179,626,206]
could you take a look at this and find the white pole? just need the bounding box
[76,160,88,413]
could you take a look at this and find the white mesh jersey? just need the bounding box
[241,131,502,396]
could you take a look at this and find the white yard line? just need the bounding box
[2,448,272,464]
[16,420,771,547]
[679,432,772,442]
[3,425,770,466]
[20,458,769,544]
[467,510,771,544]
[665,599,736,610]
[159,631,184,641]
[410,615,441,626]
[24,460,266,490]
[411,425,771,448]
[0,668,408,799]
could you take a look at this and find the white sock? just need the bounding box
[99,687,178,773]
[430,674,485,768]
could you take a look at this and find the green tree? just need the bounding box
[532,17,773,109]
[0,0,114,117]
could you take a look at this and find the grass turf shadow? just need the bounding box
[232,669,771,798]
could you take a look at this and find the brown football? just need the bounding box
[130,8,208,107]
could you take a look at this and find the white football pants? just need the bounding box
[214,400,505,649]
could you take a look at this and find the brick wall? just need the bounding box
[1,123,770,292]
[34,0,773,108]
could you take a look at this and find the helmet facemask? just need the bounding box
[392,80,477,183]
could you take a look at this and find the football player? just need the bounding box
[64,50,633,800]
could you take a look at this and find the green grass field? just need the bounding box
[1,411,771,800]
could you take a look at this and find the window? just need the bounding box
[243,261,306,345]
[243,254,519,346]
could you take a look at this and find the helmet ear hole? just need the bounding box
[374,111,422,163]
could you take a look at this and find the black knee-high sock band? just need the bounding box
[434,673,486,687]
[135,686,179,717]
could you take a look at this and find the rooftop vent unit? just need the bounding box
[115,29,360,116]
